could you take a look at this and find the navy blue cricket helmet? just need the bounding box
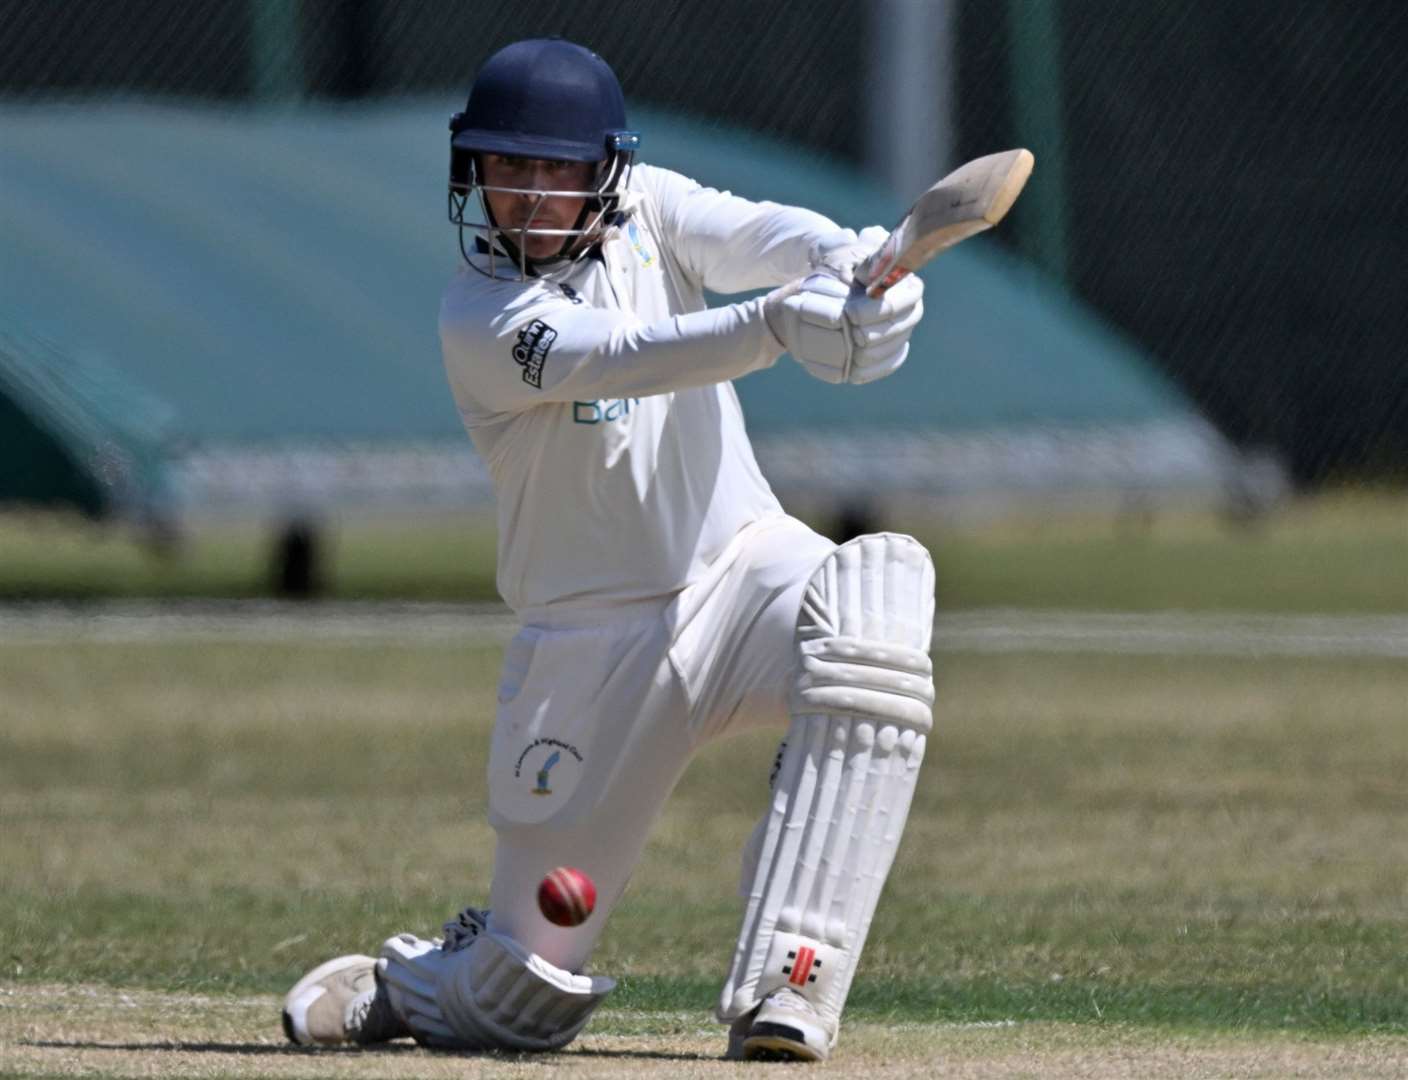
[447,38,641,270]
[451,38,637,165]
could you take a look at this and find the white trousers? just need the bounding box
[483,514,836,973]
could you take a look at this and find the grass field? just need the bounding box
[1,489,1404,611]
[2,636,1405,1076]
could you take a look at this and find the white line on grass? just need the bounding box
[935,609,1408,658]
[0,602,1404,657]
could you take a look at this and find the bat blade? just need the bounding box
[856,148,1035,297]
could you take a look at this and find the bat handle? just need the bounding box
[854,238,907,298]
[864,265,910,299]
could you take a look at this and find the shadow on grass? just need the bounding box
[23,1041,420,1056]
[568,1048,714,1062]
[22,1040,711,1062]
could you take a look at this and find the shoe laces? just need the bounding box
[346,990,375,1032]
[440,906,490,953]
[346,979,405,1044]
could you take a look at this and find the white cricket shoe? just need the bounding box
[726,987,831,1062]
[281,954,410,1046]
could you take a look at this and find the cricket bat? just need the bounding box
[854,148,1035,298]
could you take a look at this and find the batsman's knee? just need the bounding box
[792,532,936,732]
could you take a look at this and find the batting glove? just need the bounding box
[764,271,924,385]
[843,272,924,385]
[764,272,854,383]
[808,225,890,286]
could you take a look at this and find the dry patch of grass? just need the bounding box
[3,985,1405,1079]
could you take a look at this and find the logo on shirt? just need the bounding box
[573,398,641,424]
[627,221,655,268]
[513,319,557,388]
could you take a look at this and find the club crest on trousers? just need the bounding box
[511,738,585,809]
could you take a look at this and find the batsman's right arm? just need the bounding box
[441,287,783,418]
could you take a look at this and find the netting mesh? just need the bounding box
[956,3,1408,483]
[2,0,1404,485]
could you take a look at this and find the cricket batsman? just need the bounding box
[281,37,933,1063]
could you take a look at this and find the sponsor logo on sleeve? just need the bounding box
[512,319,557,388]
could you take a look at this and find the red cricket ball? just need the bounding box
[537,866,596,927]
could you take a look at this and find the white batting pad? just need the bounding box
[380,929,614,1051]
[718,533,935,1038]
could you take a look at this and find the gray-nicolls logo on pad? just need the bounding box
[513,320,556,388]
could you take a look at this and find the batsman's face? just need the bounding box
[480,154,597,260]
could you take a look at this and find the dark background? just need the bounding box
[4,0,1404,486]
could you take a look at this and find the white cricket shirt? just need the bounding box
[440,164,841,619]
